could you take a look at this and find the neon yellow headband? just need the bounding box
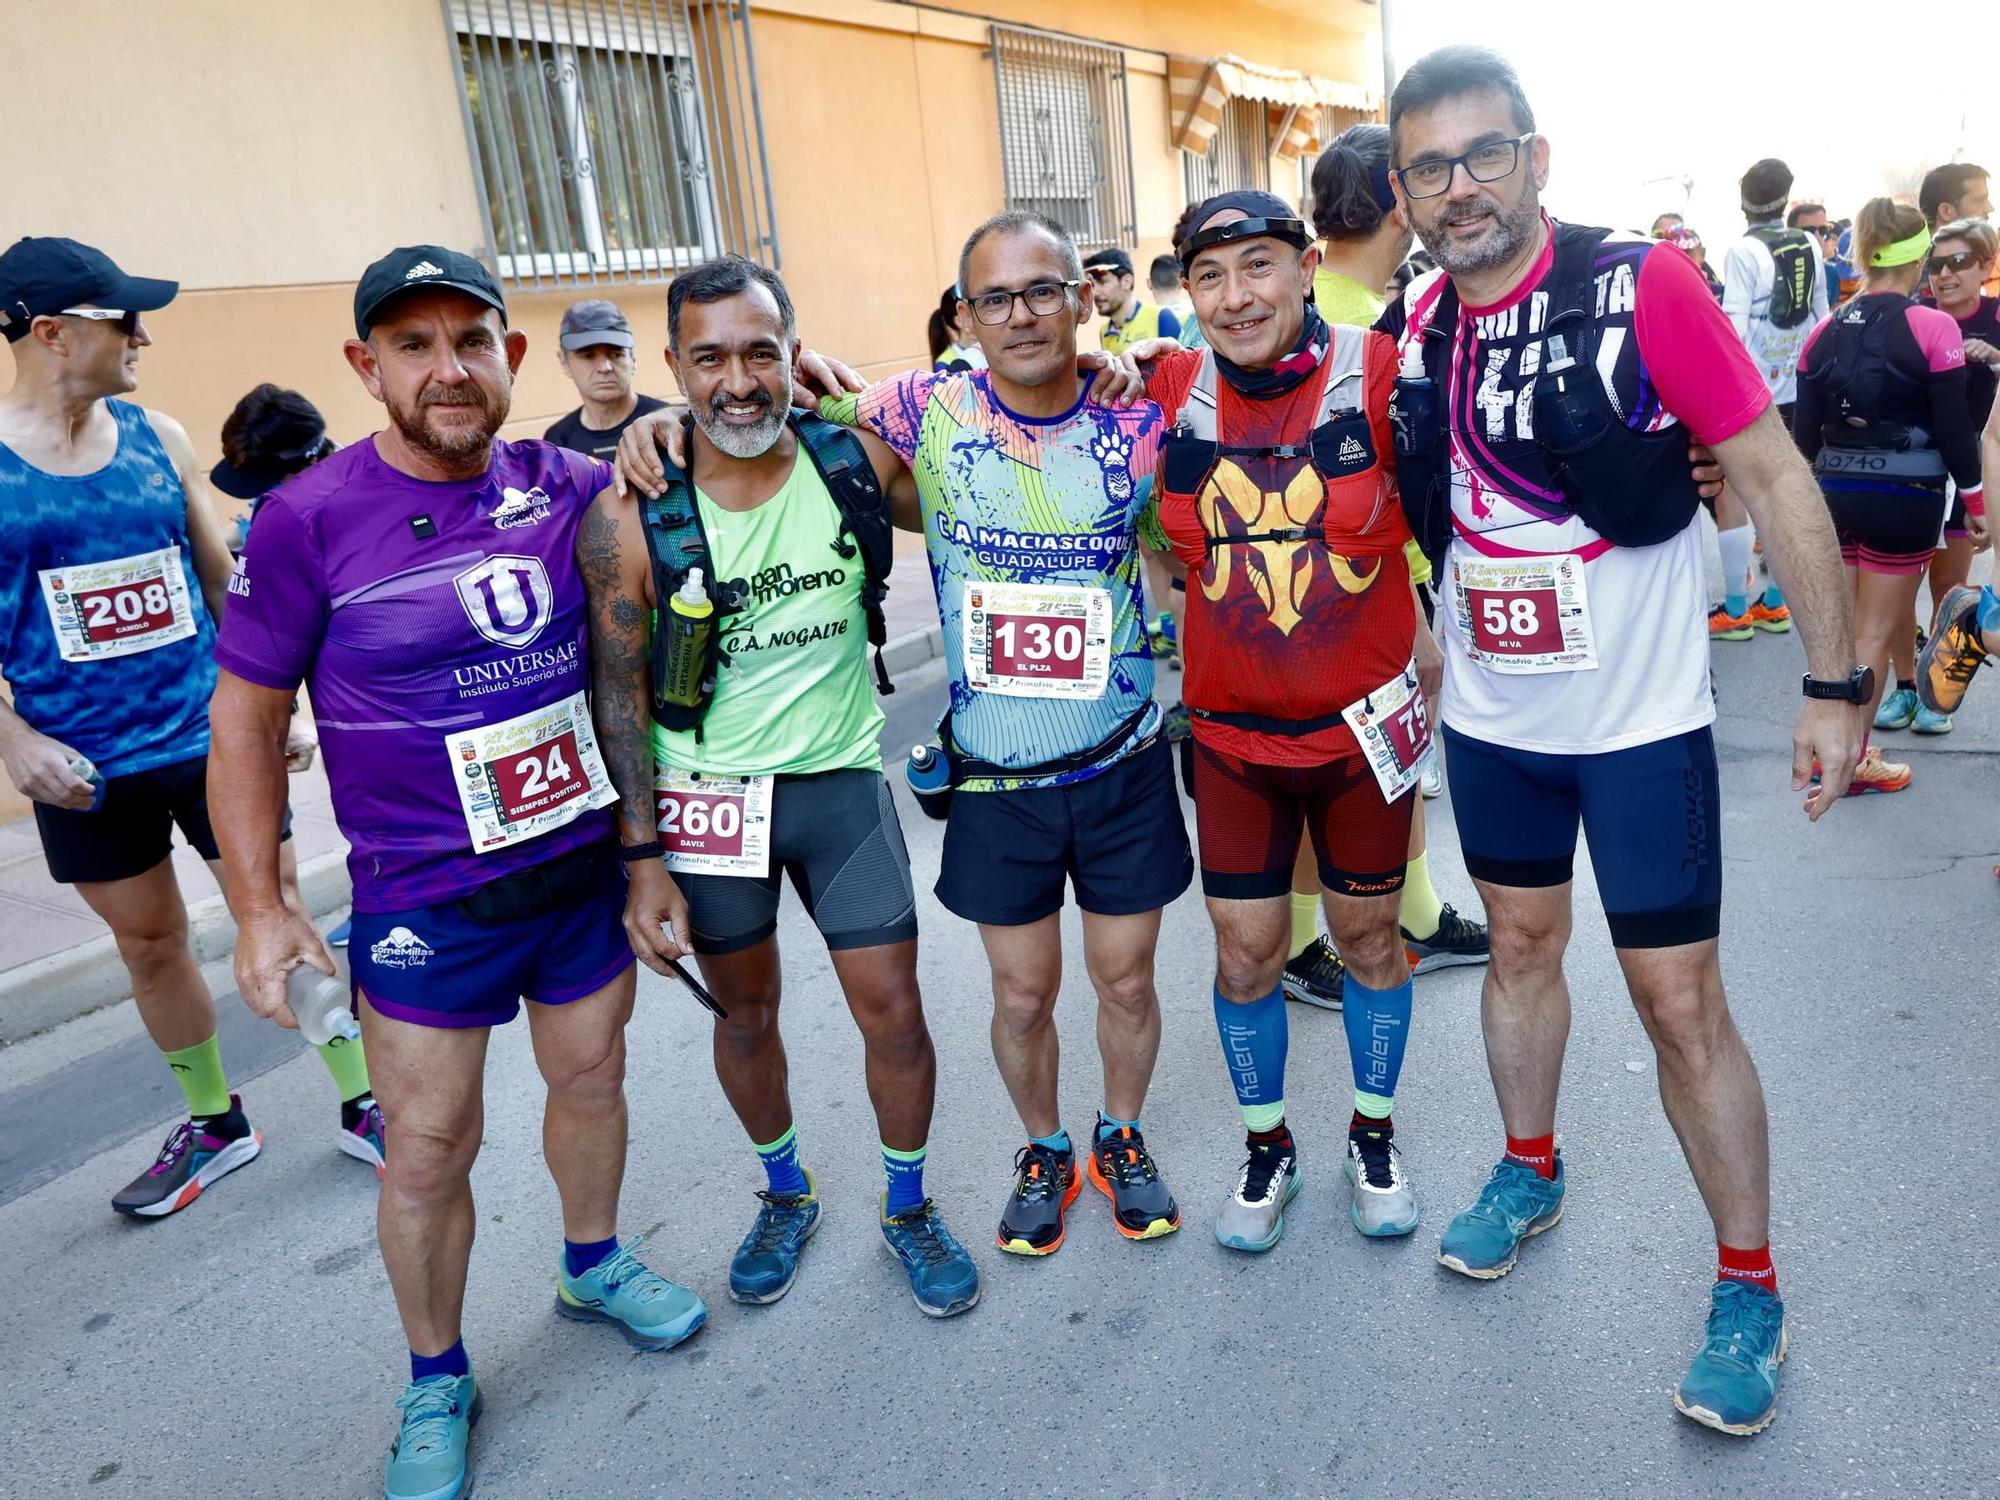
[1870,226,1931,268]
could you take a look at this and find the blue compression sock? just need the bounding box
[563,1235,619,1277]
[883,1142,927,1214]
[754,1124,809,1196]
[1213,984,1288,1132]
[411,1339,470,1384]
[1762,582,1785,609]
[1344,975,1414,1119]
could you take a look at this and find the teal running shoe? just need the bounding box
[1674,1280,1788,1435]
[554,1237,707,1350]
[1873,685,1919,730]
[383,1373,479,1500]
[880,1196,981,1317]
[1911,703,1953,735]
[729,1169,823,1304]
[1436,1155,1565,1278]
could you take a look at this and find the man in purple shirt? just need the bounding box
[207,246,705,1500]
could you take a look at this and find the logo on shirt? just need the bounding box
[1338,434,1367,465]
[368,926,435,968]
[454,555,553,649]
[404,260,445,280]
[490,485,553,531]
[1090,429,1134,503]
[227,556,251,599]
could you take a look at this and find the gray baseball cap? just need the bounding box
[559,299,634,351]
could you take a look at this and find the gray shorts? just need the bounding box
[679,768,918,955]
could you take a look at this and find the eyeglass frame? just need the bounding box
[1394,133,1536,201]
[964,280,1081,326]
[58,307,142,336]
[1926,249,1986,276]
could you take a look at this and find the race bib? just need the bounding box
[38,546,197,663]
[448,691,616,852]
[963,580,1112,700]
[654,769,772,877]
[1451,552,1598,674]
[1340,661,1435,804]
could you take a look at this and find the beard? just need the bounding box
[387,380,509,466]
[690,388,786,459]
[1416,181,1540,277]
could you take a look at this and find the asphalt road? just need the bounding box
[4,577,1997,1499]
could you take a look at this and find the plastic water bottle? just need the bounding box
[286,965,360,1045]
[69,756,106,813]
[905,744,953,821]
[657,566,716,709]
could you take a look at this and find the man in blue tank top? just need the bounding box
[0,237,382,1219]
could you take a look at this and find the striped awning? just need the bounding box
[1168,54,1379,160]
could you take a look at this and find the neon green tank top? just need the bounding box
[650,455,884,778]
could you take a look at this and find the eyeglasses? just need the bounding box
[1927,250,1984,276]
[967,281,1078,325]
[59,307,142,336]
[1396,134,1534,200]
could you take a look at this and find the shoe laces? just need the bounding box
[1294,938,1345,984]
[1095,1129,1159,1190]
[1701,1281,1783,1365]
[746,1190,812,1253]
[148,1121,194,1178]
[1939,624,1987,683]
[588,1238,670,1303]
[1431,903,1480,946]
[1474,1160,1552,1224]
[1237,1139,1292,1204]
[393,1378,464,1456]
[1350,1129,1399,1190]
[886,1200,957,1266]
[1011,1144,1066,1204]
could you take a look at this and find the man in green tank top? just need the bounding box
[578,256,981,1319]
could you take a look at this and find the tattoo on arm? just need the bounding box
[579,497,657,845]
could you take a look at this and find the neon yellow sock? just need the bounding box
[1288,891,1319,960]
[1399,851,1443,940]
[162,1036,231,1118]
[315,1035,371,1102]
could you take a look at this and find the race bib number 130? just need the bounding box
[38,546,197,662]
[964,580,1112,700]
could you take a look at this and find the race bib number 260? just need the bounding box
[654,769,772,877]
[38,546,197,663]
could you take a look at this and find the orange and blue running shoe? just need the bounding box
[1811,746,1911,796]
[1916,584,1992,715]
[1707,605,1753,641]
[1746,598,1791,634]
[1087,1122,1181,1241]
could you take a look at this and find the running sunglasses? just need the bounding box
[59,307,142,336]
[1926,250,1984,276]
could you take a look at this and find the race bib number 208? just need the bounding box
[38,546,197,663]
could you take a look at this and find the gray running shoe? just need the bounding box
[1213,1131,1300,1253]
[1344,1126,1419,1237]
[1402,903,1490,975]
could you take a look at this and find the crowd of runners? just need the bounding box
[2,40,1995,1500]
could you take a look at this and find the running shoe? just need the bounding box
[996,1144,1080,1256]
[1674,1280,1788,1436]
[1162,700,1193,743]
[1146,612,1181,670]
[1421,755,1444,800]
[1746,598,1792,634]
[1846,746,1911,795]
[1344,1123,1419,1237]
[729,1170,822,1302]
[1086,1122,1181,1241]
[554,1237,707,1350]
[880,1197,981,1317]
[1436,1155,1565,1278]
[1706,605,1753,641]
[1213,1130,1301,1253]
[1281,935,1346,1010]
[327,916,353,949]
[111,1096,261,1218]
[1917,584,1989,715]
[340,1095,387,1176]
[1872,686,1919,730]
[1402,903,1490,974]
[383,1373,480,1500]
[1912,704,1953,734]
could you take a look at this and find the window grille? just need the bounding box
[445,0,780,288]
[1182,95,1268,208]
[990,24,1138,251]
[1298,104,1375,210]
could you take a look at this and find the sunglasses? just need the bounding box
[1927,250,1984,276]
[60,307,142,336]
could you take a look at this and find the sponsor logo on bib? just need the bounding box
[454,555,553,649]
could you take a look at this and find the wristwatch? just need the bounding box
[1801,666,1875,703]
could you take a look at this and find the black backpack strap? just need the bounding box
[1539,225,1612,375]
[637,436,731,735]
[792,411,897,696]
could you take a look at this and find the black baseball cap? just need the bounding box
[1082,247,1135,278]
[353,245,506,339]
[559,299,634,351]
[0,237,178,343]
[1177,191,1312,265]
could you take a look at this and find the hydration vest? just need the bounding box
[638,411,895,733]
[1748,226,1817,331]
[1389,224,1706,567]
[1810,292,1948,483]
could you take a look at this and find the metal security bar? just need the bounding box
[1182,95,1268,210]
[1297,103,1375,209]
[990,24,1137,251]
[445,0,780,289]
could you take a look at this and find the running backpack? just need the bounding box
[1749,226,1817,331]
[638,411,896,733]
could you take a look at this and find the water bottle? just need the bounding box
[286,964,360,1045]
[69,756,106,813]
[905,744,953,821]
[657,566,716,709]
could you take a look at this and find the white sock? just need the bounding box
[1717,526,1753,613]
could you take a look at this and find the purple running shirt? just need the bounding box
[215,436,617,912]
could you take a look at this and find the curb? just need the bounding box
[880,623,942,676]
[0,849,352,1047]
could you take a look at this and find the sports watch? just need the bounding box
[1801,667,1875,703]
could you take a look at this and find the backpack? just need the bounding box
[638,411,896,733]
[1749,226,1816,330]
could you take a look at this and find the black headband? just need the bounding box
[1177,215,1312,266]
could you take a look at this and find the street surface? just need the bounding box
[3,578,1997,1499]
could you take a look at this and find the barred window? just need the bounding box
[448,1,779,287]
[1299,105,1376,211]
[990,24,1137,251]
[1183,96,1269,210]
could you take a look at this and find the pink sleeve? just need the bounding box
[1632,242,1772,445]
[844,370,936,465]
[1906,305,1967,373]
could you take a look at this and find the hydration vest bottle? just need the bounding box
[658,567,716,709]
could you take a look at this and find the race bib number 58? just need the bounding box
[38,546,197,662]
[1451,552,1598,674]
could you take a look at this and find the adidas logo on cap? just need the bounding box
[404,260,445,280]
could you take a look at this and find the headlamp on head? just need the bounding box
[1177,216,1313,267]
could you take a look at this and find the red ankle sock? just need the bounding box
[1350,1111,1391,1135]
[1504,1132,1557,1179]
[1717,1241,1777,1293]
